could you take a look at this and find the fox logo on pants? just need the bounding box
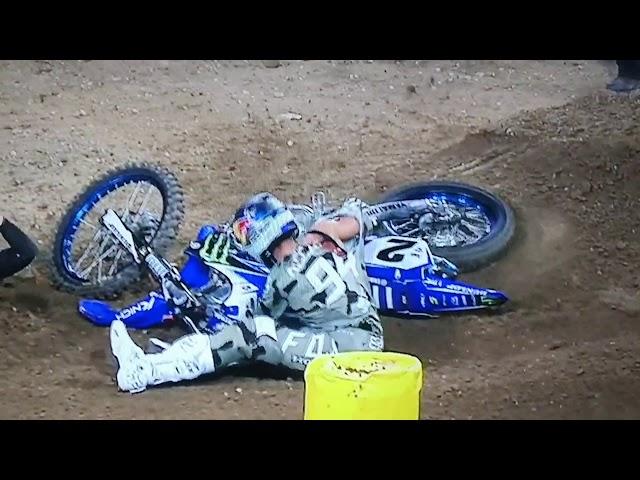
[281,331,339,359]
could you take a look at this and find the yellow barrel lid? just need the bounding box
[304,351,423,383]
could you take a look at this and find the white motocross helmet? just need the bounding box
[231,192,299,265]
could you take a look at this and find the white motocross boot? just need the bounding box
[110,320,215,394]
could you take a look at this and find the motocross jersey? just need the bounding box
[257,199,381,332]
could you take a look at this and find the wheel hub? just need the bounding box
[387,198,491,248]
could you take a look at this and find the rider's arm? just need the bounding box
[309,197,374,244]
[255,276,289,320]
[0,216,38,280]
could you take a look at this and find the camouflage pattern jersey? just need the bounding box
[256,201,381,333]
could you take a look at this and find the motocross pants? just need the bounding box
[113,304,384,394]
[206,315,384,372]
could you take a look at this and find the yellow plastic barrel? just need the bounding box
[303,351,424,420]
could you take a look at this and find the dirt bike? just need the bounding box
[47,163,515,333]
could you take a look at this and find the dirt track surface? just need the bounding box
[2,60,640,419]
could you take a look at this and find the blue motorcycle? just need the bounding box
[47,163,515,333]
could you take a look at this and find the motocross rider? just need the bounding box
[109,193,384,393]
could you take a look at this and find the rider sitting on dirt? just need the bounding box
[0,215,38,281]
[109,193,384,393]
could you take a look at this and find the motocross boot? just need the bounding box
[110,320,215,393]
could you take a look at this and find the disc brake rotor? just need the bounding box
[386,197,491,248]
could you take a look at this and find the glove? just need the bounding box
[199,231,233,264]
[340,197,378,232]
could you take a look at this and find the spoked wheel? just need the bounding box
[377,181,515,272]
[384,197,492,248]
[49,163,184,298]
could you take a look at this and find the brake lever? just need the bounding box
[311,191,329,220]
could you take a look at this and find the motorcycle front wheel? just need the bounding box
[49,162,184,298]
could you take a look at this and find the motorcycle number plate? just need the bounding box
[364,236,428,270]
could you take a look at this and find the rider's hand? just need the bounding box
[341,197,377,232]
[342,197,369,210]
[199,231,232,264]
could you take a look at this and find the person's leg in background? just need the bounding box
[607,60,640,92]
